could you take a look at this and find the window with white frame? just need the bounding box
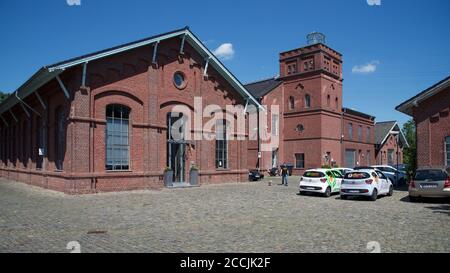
[272,114,279,136]
[216,119,228,169]
[106,104,130,171]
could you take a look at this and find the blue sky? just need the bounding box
[0,0,449,126]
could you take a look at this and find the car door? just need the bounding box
[375,170,389,193]
[331,170,343,192]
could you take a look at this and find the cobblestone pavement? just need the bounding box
[1,177,449,253]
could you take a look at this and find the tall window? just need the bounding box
[348,123,353,140]
[22,120,28,167]
[55,107,65,171]
[345,149,356,168]
[288,96,295,110]
[358,125,362,142]
[366,150,371,165]
[271,114,279,136]
[327,95,330,107]
[36,117,44,169]
[106,104,130,171]
[335,97,339,110]
[388,149,394,166]
[295,153,305,169]
[446,136,450,166]
[305,94,311,108]
[366,127,371,143]
[215,120,228,169]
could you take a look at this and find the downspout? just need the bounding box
[257,98,261,171]
[340,109,344,167]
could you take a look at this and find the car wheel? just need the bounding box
[387,185,393,196]
[341,195,348,200]
[323,187,331,198]
[370,189,378,201]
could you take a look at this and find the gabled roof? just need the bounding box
[342,107,375,121]
[0,27,262,116]
[396,76,450,116]
[374,121,409,148]
[244,77,282,99]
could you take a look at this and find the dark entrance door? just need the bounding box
[167,113,186,183]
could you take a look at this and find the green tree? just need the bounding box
[0,91,9,103]
[402,119,416,180]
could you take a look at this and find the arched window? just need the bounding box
[106,104,130,171]
[216,119,228,169]
[288,96,295,110]
[55,107,65,171]
[305,94,311,108]
[36,116,44,170]
[327,95,331,107]
[335,97,339,110]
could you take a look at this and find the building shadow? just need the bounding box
[425,204,450,216]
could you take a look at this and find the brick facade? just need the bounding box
[413,84,450,168]
[247,37,376,174]
[0,30,252,194]
[396,76,450,169]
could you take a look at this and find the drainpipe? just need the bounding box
[257,98,261,171]
[340,109,344,167]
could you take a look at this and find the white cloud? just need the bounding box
[352,61,380,74]
[66,0,81,6]
[213,43,235,60]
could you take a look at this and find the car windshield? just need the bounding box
[415,170,448,181]
[344,172,370,179]
[303,171,325,178]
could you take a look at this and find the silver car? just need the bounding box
[409,168,450,202]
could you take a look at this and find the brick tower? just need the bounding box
[279,32,345,171]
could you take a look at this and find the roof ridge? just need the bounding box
[375,120,397,124]
[244,76,279,86]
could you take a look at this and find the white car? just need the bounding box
[331,168,353,176]
[299,169,343,197]
[340,169,393,201]
[371,165,407,186]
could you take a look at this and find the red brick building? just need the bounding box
[0,27,261,194]
[246,33,376,174]
[374,121,408,165]
[396,76,450,168]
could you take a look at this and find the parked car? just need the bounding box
[409,167,450,202]
[372,165,407,186]
[341,169,393,201]
[268,167,280,177]
[391,164,407,173]
[299,169,343,197]
[248,169,264,181]
[331,168,353,176]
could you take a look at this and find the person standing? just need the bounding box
[281,164,289,186]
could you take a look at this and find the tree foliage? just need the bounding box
[402,119,417,179]
[0,91,9,103]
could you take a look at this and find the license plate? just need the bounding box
[421,184,438,189]
[307,187,316,190]
[349,190,360,193]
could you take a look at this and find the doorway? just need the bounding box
[167,112,186,183]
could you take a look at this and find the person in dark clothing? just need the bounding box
[281,164,289,186]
